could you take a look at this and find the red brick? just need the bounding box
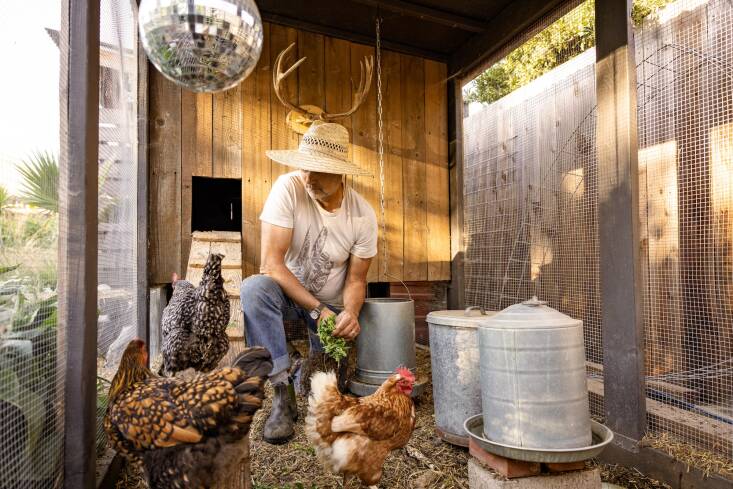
[544,461,586,473]
[469,439,541,479]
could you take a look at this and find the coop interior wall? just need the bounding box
[148,22,451,286]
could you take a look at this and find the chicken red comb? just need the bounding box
[396,367,415,382]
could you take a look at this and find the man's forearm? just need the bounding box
[342,277,367,316]
[262,263,320,311]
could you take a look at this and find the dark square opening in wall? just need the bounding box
[192,177,242,232]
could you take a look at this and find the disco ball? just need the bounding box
[138,0,264,93]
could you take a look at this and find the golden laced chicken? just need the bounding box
[104,339,272,489]
[305,367,416,488]
[160,252,230,375]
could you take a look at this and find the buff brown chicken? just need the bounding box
[104,339,271,489]
[305,367,416,488]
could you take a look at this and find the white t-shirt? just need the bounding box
[260,171,378,305]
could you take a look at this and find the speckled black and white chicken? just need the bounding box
[160,253,231,375]
[104,339,272,489]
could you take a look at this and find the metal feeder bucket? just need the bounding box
[427,307,496,446]
[479,297,592,449]
[350,298,420,396]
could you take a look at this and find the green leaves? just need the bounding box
[464,0,674,104]
[17,152,59,213]
[0,264,20,276]
[316,314,350,363]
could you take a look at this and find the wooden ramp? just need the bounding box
[186,231,244,340]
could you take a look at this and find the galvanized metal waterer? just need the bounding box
[478,297,592,449]
[427,307,496,446]
[350,298,426,397]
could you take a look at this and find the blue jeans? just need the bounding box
[240,275,336,378]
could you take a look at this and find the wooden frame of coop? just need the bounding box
[56,0,732,488]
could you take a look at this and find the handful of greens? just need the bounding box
[317,314,350,362]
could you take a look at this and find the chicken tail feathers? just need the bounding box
[229,347,271,425]
[231,346,273,379]
[309,371,340,406]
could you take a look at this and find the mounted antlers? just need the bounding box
[273,42,374,134]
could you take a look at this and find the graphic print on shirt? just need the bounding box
[292,226,333,294]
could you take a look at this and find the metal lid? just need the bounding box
[481,296,581,330]
[427,307,497,329]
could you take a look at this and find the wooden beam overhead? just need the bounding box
[349,0,486,33]
[447,0,568,79]
[260,12,448,62]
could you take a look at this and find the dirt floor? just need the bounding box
[116,346,673,489]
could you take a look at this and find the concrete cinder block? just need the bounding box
[468,458,602,489]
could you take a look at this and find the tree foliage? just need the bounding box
[464,0,674,104]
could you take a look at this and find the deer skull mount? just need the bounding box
[274,42,374,135]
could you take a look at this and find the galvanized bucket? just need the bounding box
[479,297,592,449]
[427,307,496,446]
[354,298,416,386]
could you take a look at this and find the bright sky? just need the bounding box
[0,1,61,195]
[0,0,135,196]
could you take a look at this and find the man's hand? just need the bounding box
[332,310,361,340]
[318,307,336,327]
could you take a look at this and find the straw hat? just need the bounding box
[266,121,371,176]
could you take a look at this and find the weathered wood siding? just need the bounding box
[149,22,451,284]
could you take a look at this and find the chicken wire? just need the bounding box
[95,0,140,453]
[463,47,603,416]
[636,0,733,455]
[463,0,732,458]
[0,1,64,487]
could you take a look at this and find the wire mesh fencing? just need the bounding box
[95,0,140,456]
[636,0,733,456]
[0,1,64,487]
[463,6,604,418]
[463,0,732,460]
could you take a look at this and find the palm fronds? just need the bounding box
[17,152,59,213]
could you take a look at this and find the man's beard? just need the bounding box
[306,185,328,201]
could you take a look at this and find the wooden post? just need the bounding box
[595,0,647,443]
[60,0,99,486]
[137,35,150,348]
[448,79,465,309]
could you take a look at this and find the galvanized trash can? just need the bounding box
[479,297,592,449]
[351,298,421,396]
[427,307,496,446]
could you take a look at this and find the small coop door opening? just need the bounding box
[192,177,242,232]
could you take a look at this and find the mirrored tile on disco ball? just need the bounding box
[139,0,263,92]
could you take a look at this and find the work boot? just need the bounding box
[263,381,298,444]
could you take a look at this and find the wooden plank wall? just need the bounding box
[148,22,451,285]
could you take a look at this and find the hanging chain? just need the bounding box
[376,16,387,279]
[375,15,411,300]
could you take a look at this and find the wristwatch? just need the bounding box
[310,302,327,320]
